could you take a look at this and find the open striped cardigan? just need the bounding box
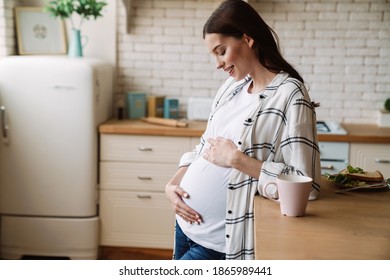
[179,72,321,260]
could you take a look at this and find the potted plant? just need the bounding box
[385,98,390,112]
[378,98,390,127]
[45,0,107,57]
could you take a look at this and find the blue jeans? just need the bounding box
[174,221,225,260]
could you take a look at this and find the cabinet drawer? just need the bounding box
[190,136,200,149]
[320,160,348,174]
[319,142,349,160]
[100,162,178,191]
[350,144,390,178]
[100,135,191,163]
[99,190,175,249]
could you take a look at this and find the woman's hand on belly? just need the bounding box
[166,183,202,224]
[203,137,239,167]
[204,137,263,178]
[165,167,203,224]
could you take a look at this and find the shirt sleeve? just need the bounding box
[257,81,321,200]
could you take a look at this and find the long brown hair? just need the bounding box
[203,0,304,83]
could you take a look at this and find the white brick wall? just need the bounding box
[0,0,388,124]
[116,0,390,124]
[0,0,20,57]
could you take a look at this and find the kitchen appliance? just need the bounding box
[316,121,347,135]
[0,56,113,259]
[316,121,349,174]
[187,97,214,121]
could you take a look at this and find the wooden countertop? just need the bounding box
[99,119,390,143]
[99,119,206,137]
[320,123,390,143]
[254,177,390,260]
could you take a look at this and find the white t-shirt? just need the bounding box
[177,82,259,252]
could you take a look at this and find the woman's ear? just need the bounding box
[243,34,254,48]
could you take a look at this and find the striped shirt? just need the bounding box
[179,72,321,260]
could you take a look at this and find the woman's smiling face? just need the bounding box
[205,33,255,81]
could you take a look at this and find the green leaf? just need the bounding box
[44,0,107,21]
[385,98,390,112]
[346,165,364,174]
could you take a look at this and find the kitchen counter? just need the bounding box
[320,123,390,143]
[99,119,390,143]
[99,119,206,137]
[99,119,390,258]
[254,177,390,260]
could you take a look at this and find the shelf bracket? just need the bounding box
[122,0,131,33]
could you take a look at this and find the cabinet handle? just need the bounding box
[321,165,334,170]
[375,159,390,164]
[138,147,153,151]
[137,195,152,199]
[138,176,152,180]
[1,106,8,140]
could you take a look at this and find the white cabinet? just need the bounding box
[319,142,349,174]
[99,134,193,249]
[349,143,390,179]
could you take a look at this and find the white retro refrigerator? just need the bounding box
[0,56,113,259]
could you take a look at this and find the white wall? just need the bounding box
[116,0,390,124]
[0,0,21,56]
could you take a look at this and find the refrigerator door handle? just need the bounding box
[1,105,8,142]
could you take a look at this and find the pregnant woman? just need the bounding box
[165,0,321,260]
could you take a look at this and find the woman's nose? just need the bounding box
[216,60,223,70]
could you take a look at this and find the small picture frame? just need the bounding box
[14,7,67,55]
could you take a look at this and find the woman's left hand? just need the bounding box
[203,137,239,167]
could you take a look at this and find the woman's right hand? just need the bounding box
[165,167,202,224]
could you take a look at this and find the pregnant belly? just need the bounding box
[180,157,231,224]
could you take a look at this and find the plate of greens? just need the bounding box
[325,165,388,191]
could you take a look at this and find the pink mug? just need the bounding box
[264,174,313,217]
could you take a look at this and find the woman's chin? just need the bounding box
[231,73,245,81]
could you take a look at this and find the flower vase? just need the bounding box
[68,28,88,57]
